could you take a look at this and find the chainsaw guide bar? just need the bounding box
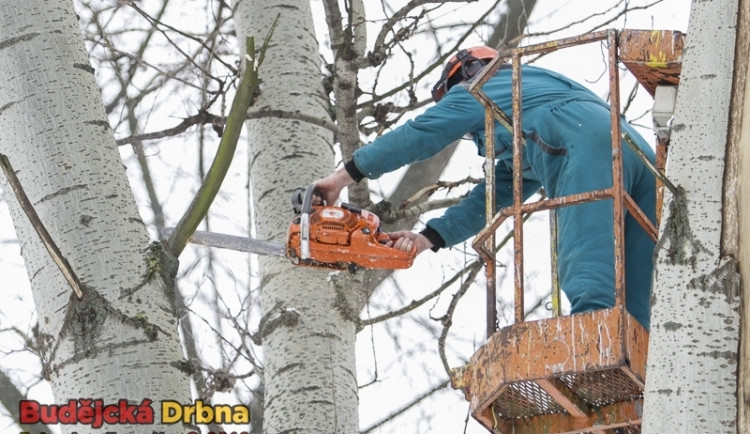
[166,186,415,271]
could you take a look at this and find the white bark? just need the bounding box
[233,1,358,432]
[0,1,190,433]
[642,1,741,432]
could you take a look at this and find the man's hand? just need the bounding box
[313,166,355,205]
[387,231,434,255]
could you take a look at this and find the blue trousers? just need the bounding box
[525,100,656,330]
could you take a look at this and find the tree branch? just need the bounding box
[0,154,84,299]
[400,176,482,208]
[436,262,483,375]
[167,30,272,256]
[374,197,461,224]
[360,258,481,327]
[0,368,54,433]
[360,379,450,434]
[246,109,338,134]
[115,110,225,146]
[365,0,474,69]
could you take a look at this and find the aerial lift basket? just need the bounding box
[450,29,684,434]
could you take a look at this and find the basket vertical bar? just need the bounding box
[607,30,627,310]
[483,81,498,339]
[511,52,525,324]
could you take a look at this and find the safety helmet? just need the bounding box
[431,46,499,102]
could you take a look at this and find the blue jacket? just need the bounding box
[351,65,646,247]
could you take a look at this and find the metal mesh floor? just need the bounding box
[494,380,566,417]
[559,368,643,407]
[493,367,643,419]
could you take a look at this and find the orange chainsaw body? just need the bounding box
[286,204,415,270]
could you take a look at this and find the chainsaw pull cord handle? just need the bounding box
[299,185,318,260]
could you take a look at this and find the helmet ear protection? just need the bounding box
[431,46,499,102]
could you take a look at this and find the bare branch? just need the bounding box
[360,258,482,327]
[167,34,265,256]
[360,379,450,434]
[0,368,54,433]
[115,110,225,146]
[436,262,483,375]
[0,154,84,299]
[374,196,461,224]
[246,109,338,135]
[124,1,238,75]
[365,0,475,69]
[523,0,666,40]
[401,176,482,208]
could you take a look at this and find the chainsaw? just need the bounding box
[166,185,416,271]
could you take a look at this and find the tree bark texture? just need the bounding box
[730,0,750,431]
[233,1,358,432]
[0,1,191,432]
[642,1,741,433]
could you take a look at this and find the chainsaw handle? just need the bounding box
[298,185,320,260]
[291,185,324,214]
[301,185,316,214]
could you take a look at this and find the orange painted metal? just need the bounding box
[619,30,685,227]
[480,80,499,338]
[461,306,636,409]
[455,307,648,433]
[511,52,525,325]
[619,30,685,96]
[624,192,659,243]
[607,30,627,310]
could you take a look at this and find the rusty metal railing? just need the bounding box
[468,30,662,339]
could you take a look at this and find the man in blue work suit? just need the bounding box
[314,46,656,330]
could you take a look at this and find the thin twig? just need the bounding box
[360,260,481,327]
[402,176,483,208]
[115,110,225,146]
[0,154,84,299]
[436,263,483,375]
[360,379,450,434]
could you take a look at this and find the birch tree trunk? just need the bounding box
[642,1,742,432]
[0,1,191,432]
[233,1,358,432]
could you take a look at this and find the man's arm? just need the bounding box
[350,86,486,179]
